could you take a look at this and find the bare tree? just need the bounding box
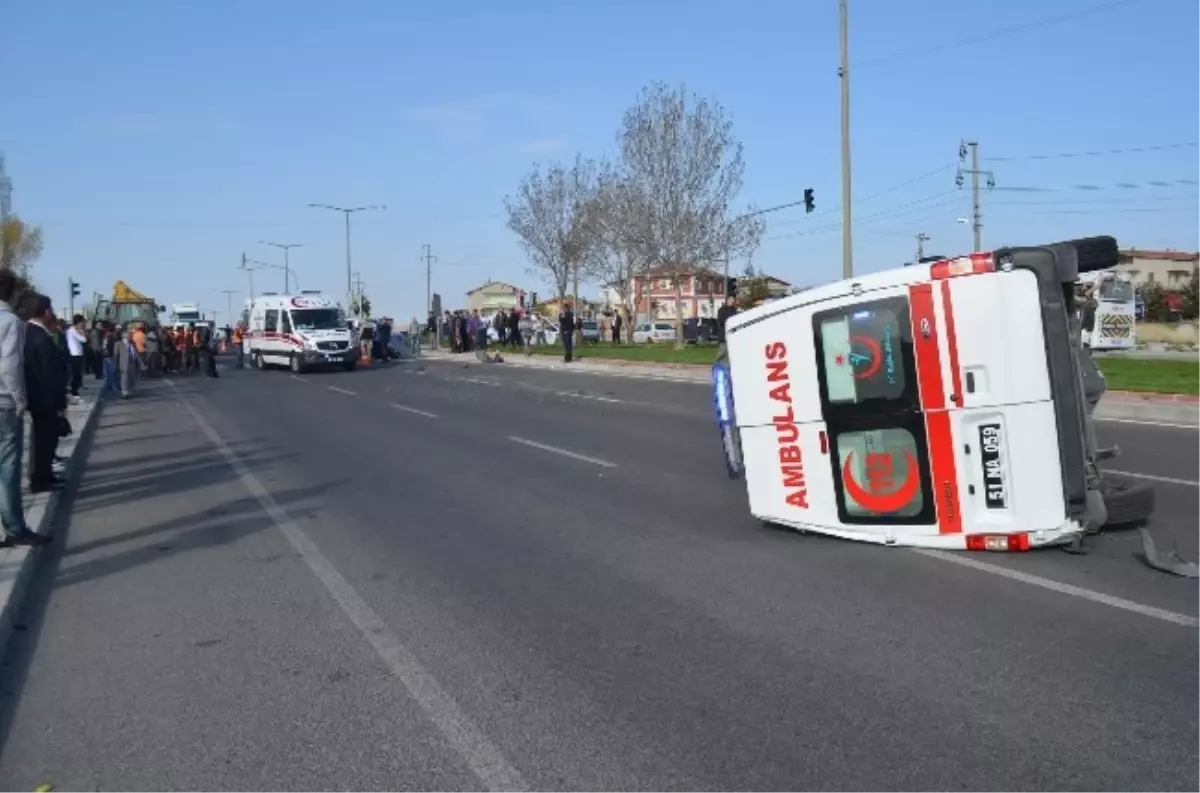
[1,215,44,281]
[583,160,653,342]
[618,82,764,346]
[504,154,602,311]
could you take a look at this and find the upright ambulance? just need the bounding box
[713,236,1153,551]
[245,292,357,373]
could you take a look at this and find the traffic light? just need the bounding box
[531,291,538,307]
[69,279,80,299]
[803,188,815,214]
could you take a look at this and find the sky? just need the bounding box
[2,0,1197,323]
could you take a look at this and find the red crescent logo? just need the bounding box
[841,449,921,514]
[849,334,883,380]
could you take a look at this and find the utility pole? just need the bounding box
[915,233,930,264]
[238,253,259,303]
[220,289,237,325]
[308,203,385,317]
[956,141,995,252]
[259,241,302,292]
[422,244,437,315]
[838,0,854,278]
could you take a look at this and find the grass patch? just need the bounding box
[1095,357,1199,396]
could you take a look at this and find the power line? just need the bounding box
[991,194,1200,206]
[858,0,1146,69]
[994,178,1198,193]
[986,142,1198,162]
[766,192,964,241]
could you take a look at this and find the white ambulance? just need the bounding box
[713,236,1153,552]
[245,292,356,373]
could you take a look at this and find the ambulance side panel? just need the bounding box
[741,421,840,527]
[727,308,825,427]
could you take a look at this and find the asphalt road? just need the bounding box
[0,360,1195,791]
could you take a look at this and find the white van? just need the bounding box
[714,236,1153,552]
[246,292,356,373]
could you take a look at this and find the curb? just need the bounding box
[1104,390,1199,405]
[0,396,104,662]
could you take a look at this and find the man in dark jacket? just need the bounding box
[715,294,738,362]
[19,293,67,493]
[559,306,575,363]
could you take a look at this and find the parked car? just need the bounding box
[633,322,677,344]
[683,317,718,345]
[580,320,601,343]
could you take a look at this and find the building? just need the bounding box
[1115,249,1199,289]
[629,268,792,321]
[465,280,525,313]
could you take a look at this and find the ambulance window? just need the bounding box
[281,311,293,334]
[265,310,278,333]
[813,297,914,408]
[833,427,931,523]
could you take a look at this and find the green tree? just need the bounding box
[1182,271,1199,321]
[738,276,771,308]
[0,215,44,280]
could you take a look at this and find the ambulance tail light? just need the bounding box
[965,533,1031,552]
[930,253,995,280]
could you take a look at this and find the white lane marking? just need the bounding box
[391,403,438,419]
[1106,469,1199,488]
[1096,417,1199,430]
[462,377,503,387]
[555,391,625,404]
[170,382,528,792]
[291,375,310,383]
[911,549,1200,628]
[507,436,616,468]
[327,386,357,396]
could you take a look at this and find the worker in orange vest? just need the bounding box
[231,324,244,369]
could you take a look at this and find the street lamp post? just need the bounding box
[838,0,854,279]
[258,240,303,292]
[307,203,385,317]
[238,253,260,303]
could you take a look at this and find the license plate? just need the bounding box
[978,423,1007,509]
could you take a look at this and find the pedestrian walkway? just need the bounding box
[0,396,99,648]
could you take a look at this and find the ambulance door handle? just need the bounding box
[965,371,976,394]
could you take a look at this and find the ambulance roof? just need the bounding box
[250,293,337,309]
[726,258,942,335]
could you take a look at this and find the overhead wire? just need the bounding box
[856,0,1148,69]
[986,142,1198,162]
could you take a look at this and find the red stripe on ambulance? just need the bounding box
[907,284,963,534]
[764,341,809,509]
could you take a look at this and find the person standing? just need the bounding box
[0,273,47,547]
[612,311,623,343]
[559,304,575,363]
[715,294,739,363]
[66,314,88,401]
[21,293,67,494]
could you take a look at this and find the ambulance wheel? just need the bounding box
[342,358,356,372]
[1100,473,1155,527]
[290,355,304,374]
[255,352,266,370]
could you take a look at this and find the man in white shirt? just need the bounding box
[66,313,88,404]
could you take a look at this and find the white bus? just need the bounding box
[1077,269,1137,351]
[712,236,1153,552]
[245,292,356,373]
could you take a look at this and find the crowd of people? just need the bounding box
[0,271,227,549]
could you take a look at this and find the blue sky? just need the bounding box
[3,0,1197,322]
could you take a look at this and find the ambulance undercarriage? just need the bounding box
[714,237,1154,552]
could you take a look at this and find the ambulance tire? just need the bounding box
[254,352,266,370]
[290,355,304,374]
[1100,473,1155,527]
[342,358,356,372]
